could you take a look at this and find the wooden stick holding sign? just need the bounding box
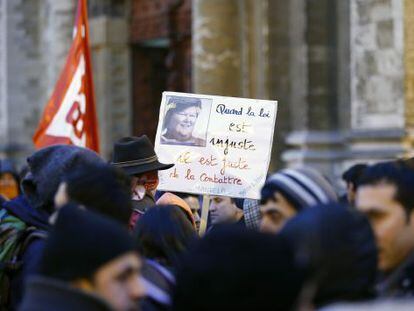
[199,194,210,236]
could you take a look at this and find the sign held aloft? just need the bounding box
[155,92,277,199]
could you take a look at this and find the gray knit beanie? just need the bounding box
[261,167,337,211]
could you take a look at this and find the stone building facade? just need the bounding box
[0,0,413,189]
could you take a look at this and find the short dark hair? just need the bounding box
[358,161,414,216]
[230,197,244,210]
[173,227,307,310]
[342,164,368,188]
[167,96,202,112]
[134,205,196,267]
[173,192,198,200]
[280,203,377,307]
[164,97,202,130]
[63,163,132,225]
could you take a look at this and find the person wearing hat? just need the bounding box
[1,145,105,310]
[160,96,206,147]
[111,135,174,230]
[259,167,337,234]
[53,162,132,226]
[20,204,146,311]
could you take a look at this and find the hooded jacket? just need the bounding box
[21,145,103,213]
[3,145,103,309]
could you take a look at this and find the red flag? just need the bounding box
[33,0,99,152]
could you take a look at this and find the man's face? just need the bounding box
[260,192,297,234]
[209,196,239,225]
[346,182,356,205]
[131,171,159,200]
[356,183,414,272]
[183,196,201,231]
[54,182,69,208]
[168,106,199,140]
[92,252,145,311]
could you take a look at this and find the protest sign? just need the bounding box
[154,92,277,200]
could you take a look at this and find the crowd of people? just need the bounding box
[2,135,414,310]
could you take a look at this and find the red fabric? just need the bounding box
[33,0,99,152]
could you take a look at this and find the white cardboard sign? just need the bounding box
[154,92,277,199]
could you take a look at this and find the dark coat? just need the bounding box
[279,203,378,307]
[140,259,175,311]
[130,194,155,230]
[6,145,103,309]
[2,196,50,310]
[377,252,414,297]
[19,276,114,311]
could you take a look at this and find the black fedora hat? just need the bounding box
[111,136,174,176]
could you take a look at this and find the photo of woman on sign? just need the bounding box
[161,96,210,147]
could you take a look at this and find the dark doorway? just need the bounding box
[130,0,192,143]
[132,46,168,142]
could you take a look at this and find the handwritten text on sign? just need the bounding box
[154,92,277,199]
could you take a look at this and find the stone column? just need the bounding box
[89,0,131,159]
[266,0,297,170]
[281,0,344,187]
[192,0,242,96]
[404,0,414,146]
[348,0,407,164]
[239,0,269,100]
[193,0,279,169]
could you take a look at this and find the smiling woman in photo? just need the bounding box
[161,97,206,147]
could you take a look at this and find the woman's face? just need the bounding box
[0,173,19,200]
[168,106,199,141]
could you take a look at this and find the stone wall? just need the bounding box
[350,0,404,129]
[0,0,7,154]
[404,0,414,133]
[89,2,132,159]
[346,0,408,168]
[277,0,414,189]
[193,0,243,97]
[0,0,76,164]
[0,0,131,164]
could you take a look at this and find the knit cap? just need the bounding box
[261,167,337,211]
[39,203,136,281]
